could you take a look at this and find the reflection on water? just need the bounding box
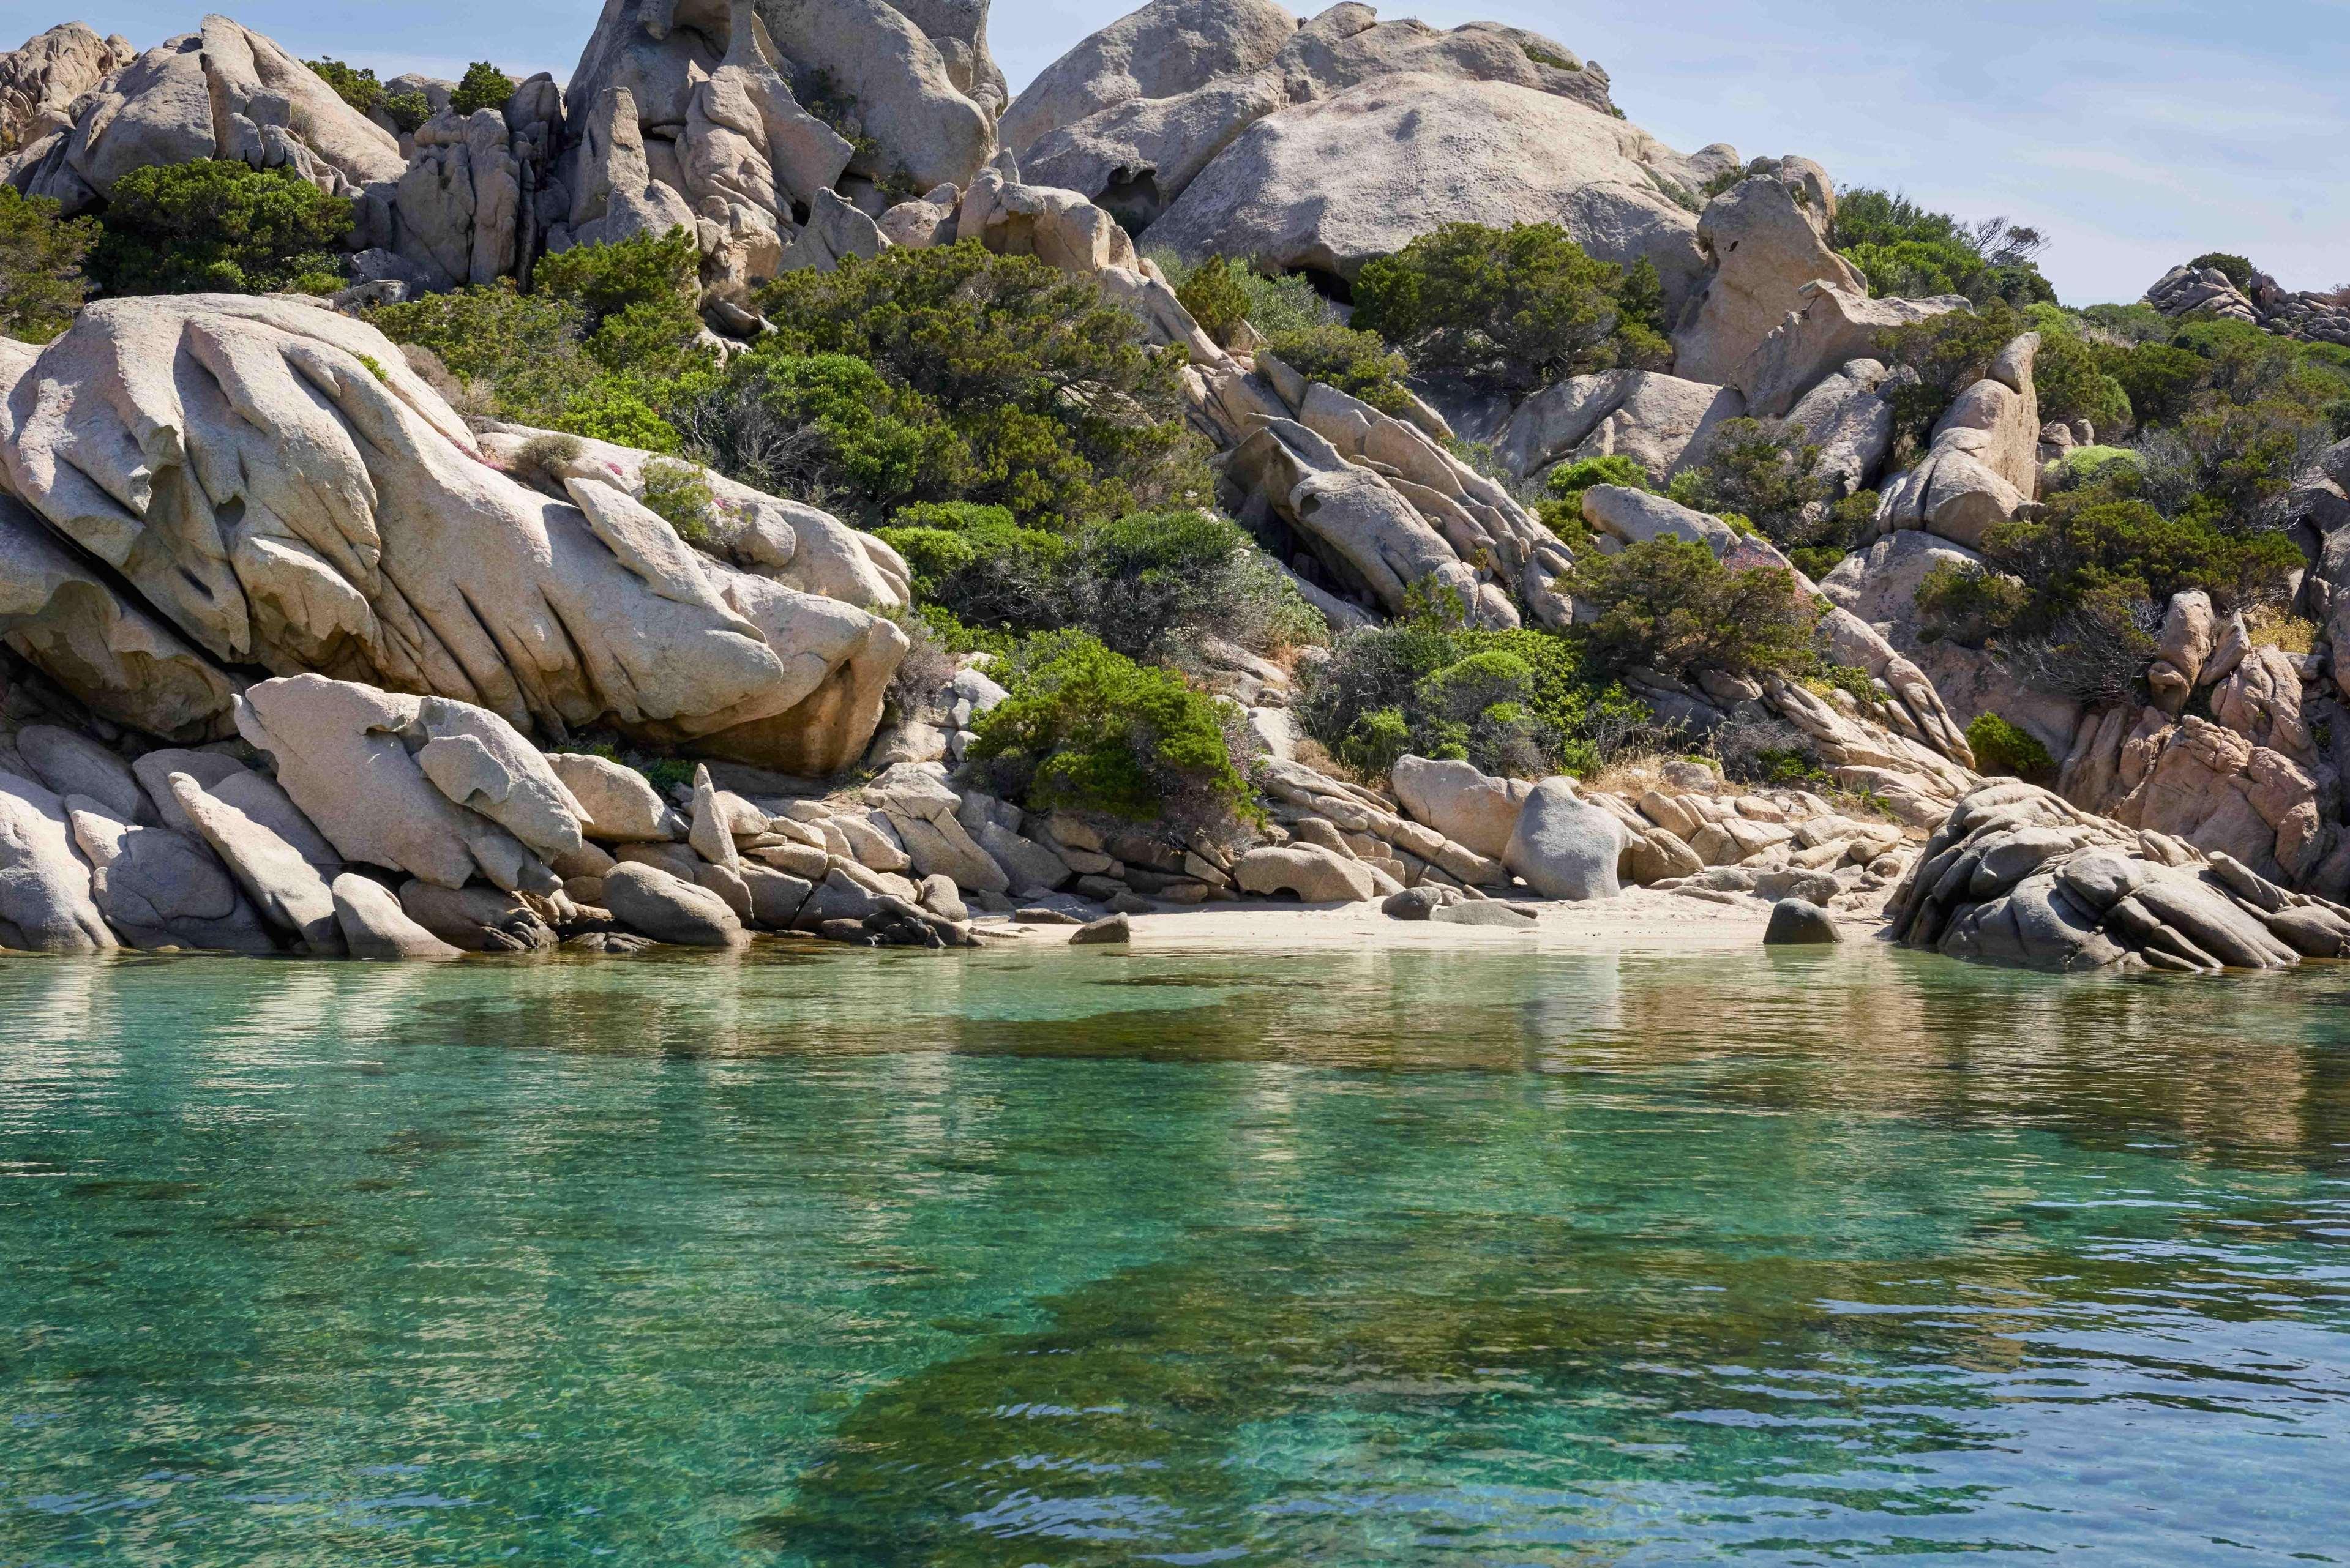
[1,943,2347,1564]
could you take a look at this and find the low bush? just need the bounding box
[877,504,1319,660]
[964,632,1254,835]
[88,160,354,296]
[384,92,432,134]
[2025,306,2133,435]
[750,242,1208,524]
[1297,616,1656,780]
[1966,712,2054,782]
[1913,561,2030,647]
[1350,222,1667,397]
[638,459,717,546]
[1170,253,1250,347]
[0,185,95,341]
[1545,455,1649,504]
[307,58,384,116]
[1566,537,1818,681]
[371,230,717,450]
[1261,323,1413,415]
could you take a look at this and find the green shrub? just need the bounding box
[1664,419,1833,547]
[750,242,1206,524]
[1978,487,2303,617]
[875,502,1074,630]
[536,227,700,331]
[1566,537,1818,681]
[0,186,95,341]
[1262,323,1413,415]
[965,632,1252,833]
[2025,307,2133,435]
[1171,253,1251,347]
[1350,222,1667,397]
[2188,252,2255,290]
[1914,561,2030,646]
[1232,267,1337,337]
[2097,340,2203,431]
[1298,618,1655,780]
[1876,302,2026,449]
[307,58,384,116]
[1546,455,1650,502]
[1833,189,2056,308]
[370,234,716,450]
[877,504,1319,659]
[1966,712,2054,781]
[384,93,432,134]
[449,61,516,116]
[638,458,717,545]
[88,161,354,296]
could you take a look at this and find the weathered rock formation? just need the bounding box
[0,22,134,152]
[1,16,405,210]
[2145,260,2350,349]
[1873,332,2041,549]
[1670,167,1863,389]
[1887,780,2350,972]
[1210,352,1574,627]
[1012,2,1725,307]
[1,295,905,775]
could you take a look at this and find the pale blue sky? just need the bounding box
[28,1,2348,304]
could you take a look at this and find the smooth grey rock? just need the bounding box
[1762,897,1841,945]
[1233,845,1377,903]
[67,801,274,954]
[334,874,463,960]
[169,773,342,954]
[602,862,747,947]
[1069,913,1132,946]
[1382,884,1462,921]
[1503,780,1625,902]
[1431,900,1537,930]
[0,770,118,953]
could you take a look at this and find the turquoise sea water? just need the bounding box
[1,940,2347,1566]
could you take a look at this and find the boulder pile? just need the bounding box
[1887,780,2350,972]
[2144,261,2350,349]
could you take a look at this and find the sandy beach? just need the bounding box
[977,887,1892,955]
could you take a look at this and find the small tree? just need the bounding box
[88,161,354,296]
[1171,253,1251,348]
[306,59,384,116]
[1352,222,1667,396]
[0,186,97,341]
[2188,252,2255,291]
[1566,538,1817,680]
[449,62,517,116]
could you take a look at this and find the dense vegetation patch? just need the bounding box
[1833,189,2056,308]
[372,226,714,450]
[0,186,96,341]
[685,242,1210,525]
[964,631,1254,835]
[1566,538,1819,684]
[1297,605,1655,780]
[1350,222,1668,397]
[88,161,353,297]
[1663,419,1879,576]
[877,504,1318,661]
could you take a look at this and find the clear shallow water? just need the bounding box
[1,943,2347,1566]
